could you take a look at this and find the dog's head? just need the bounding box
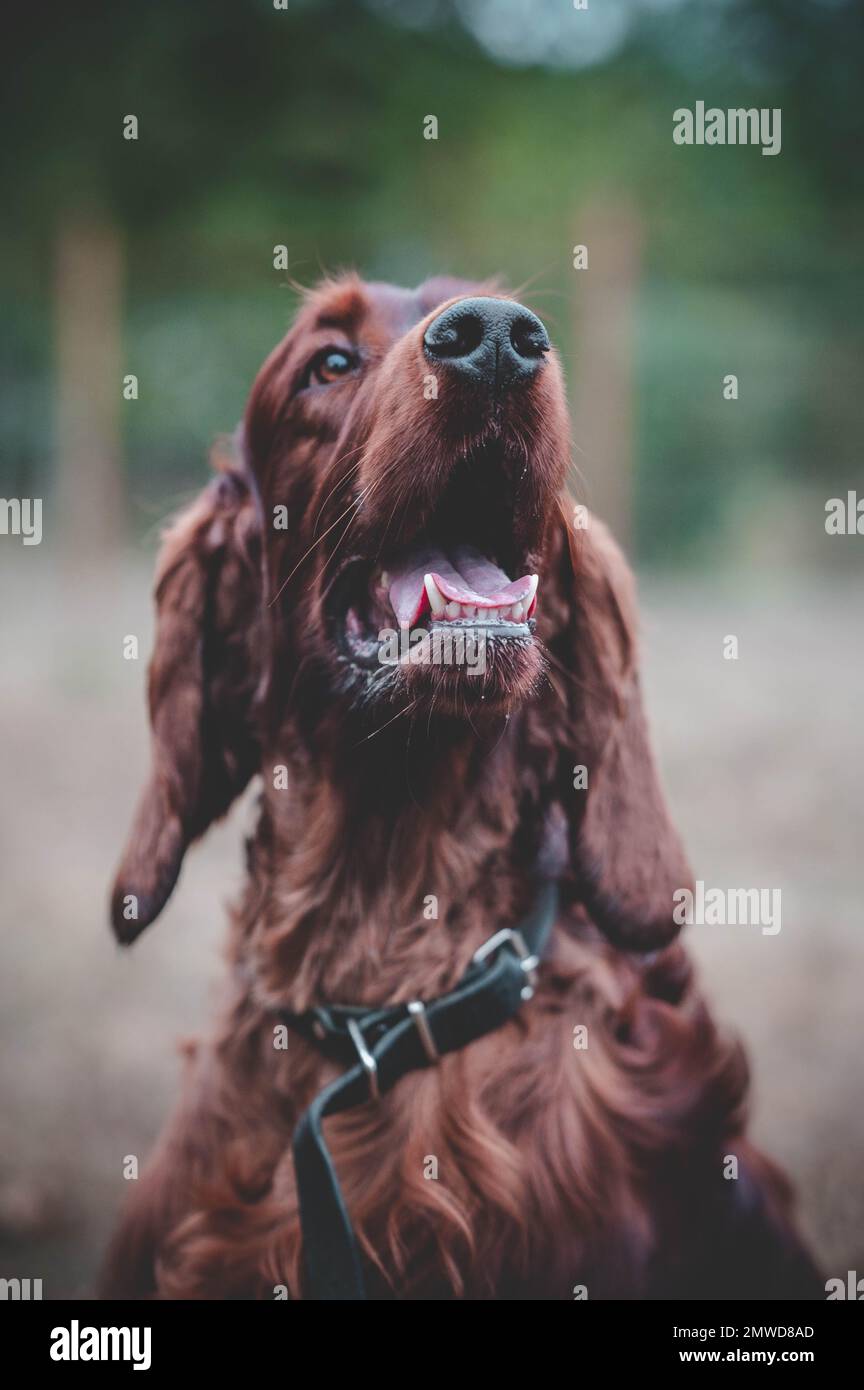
[247,274,570,719]
[111,273,690,954]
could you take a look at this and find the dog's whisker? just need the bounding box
[268,487,371,606]
[353,696,419,746]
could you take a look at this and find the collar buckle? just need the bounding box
[407,999,439,1062]
[472,927,540,1001]
[346,1017,380,1102]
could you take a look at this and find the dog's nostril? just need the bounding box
[425,311,484,359]
[510,317,549,360]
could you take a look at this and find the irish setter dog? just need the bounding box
[103,274,819,1300]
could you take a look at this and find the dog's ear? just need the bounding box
[553,502,692,952]
[111,469,262,944]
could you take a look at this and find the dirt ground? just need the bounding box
[1,553,861,1298]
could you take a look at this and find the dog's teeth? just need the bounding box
[462,604,476,618]
[424,574,446,616]
[525,575,539,613]
[445,601,461,619]
[379,571,390,589]
[511,601,524,620]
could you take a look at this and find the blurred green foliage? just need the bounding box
[2,0,862,565]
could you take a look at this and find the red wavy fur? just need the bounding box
[103,275,819,1301]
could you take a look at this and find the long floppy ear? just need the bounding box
[111,467,262,944]
[553,502,692,952]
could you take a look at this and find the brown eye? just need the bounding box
[310,348,357,386]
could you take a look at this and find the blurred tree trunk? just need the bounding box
[54,215,126,566]
[570,197,642,555]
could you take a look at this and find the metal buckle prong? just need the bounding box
[311,1006,333,1042]
[346,1017,380,1102]
[472,927,540,999]
[407,1000,439,1063]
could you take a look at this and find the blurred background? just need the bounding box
[1,0,862,1296]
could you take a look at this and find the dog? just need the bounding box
[103,274,820,1300]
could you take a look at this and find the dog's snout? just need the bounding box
[423,297,549,388]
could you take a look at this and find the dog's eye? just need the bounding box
[308,348,358,386]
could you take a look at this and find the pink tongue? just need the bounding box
[388,544,534,627]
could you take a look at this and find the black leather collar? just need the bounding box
[280,876,559,1300]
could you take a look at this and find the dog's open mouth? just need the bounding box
[326,444,545,673]
[327,464,544,669]
[336,544,538,670]
[387,545,537,628]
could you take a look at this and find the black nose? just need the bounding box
[423,297,550,389]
